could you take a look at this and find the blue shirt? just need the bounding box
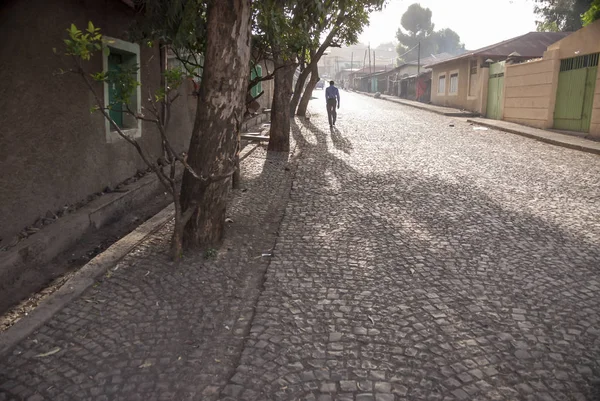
[325,85,340,104]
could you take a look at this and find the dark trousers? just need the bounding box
[326,98,337,126]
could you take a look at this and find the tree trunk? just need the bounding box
[268,58,296,152]
[297,63,320,117]
[232,135,241,189]
[179,0,252,248]
[290,66,311,115]
[171,203,184,260]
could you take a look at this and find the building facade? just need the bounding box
[502,20,600,138]
[426,32,569,115]
[0,0,196,246]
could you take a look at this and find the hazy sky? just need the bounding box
[359,0,538,50]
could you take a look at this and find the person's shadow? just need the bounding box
[329,126,353,154]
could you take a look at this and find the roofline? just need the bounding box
[423,32,573,68]
[426,33,534,68]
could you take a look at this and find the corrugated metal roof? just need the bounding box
[425,32,571,68]
[402,52,454,66]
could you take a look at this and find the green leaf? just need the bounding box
[87,21,95,33]
[103,47,110,57]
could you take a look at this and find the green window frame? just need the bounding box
[250,64,262,98]
[102,37,141,143]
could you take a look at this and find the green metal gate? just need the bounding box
[371,77,378,93]
[486,61,505,120]
[554,53,599,132]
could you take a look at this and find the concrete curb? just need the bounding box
[467,119,600,156]
[356,91,478,117]
[0,204,175,357]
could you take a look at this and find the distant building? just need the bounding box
[425,32,570,114]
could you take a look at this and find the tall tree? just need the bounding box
[396,3,464,60]
[396,3,436,57]
[254,0,323,152]
[533,0,592,31]
[134,0,253,250]
[293,0,385,117]
[179,0,252,248]
[432,28,465,54]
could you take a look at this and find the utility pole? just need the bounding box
[374,51,376,70]
[363,49,367,69]
[368,43,371,74]
[417,42,421,78]
[417,41,421,101]
[350,52,354,89]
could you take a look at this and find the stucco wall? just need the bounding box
[547,20,600,60]
[398,65,419,77]
[503,59,558,129]
[430,59,481,112]
[0,0,195,244]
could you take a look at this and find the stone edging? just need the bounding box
[0,204,175,357]
[467,119,600,156]
[355,91,478,117]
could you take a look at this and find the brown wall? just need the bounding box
[503,58,559,129]
[0,0,195,244]
[430,58,482,113]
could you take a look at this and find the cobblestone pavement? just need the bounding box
[0,145,295,401]
[220,92,600,401]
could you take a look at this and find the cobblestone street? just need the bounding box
[1,92,600,401]
[221,92,600,401]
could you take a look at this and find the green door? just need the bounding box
[107,53,124,128]
[486,61,505,120]
[554,53,599,133]
[371,77,377,93]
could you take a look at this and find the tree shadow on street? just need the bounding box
[253,111,600,400]
[252,161,600,400]
[290,117,360,197]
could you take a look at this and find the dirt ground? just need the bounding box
[0,190,172,331]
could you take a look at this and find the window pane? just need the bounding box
[438,76,445,94]
[450,74,458,93]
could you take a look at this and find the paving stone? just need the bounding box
[339,380,358,392]
[0,144,294,401]
[3,93,600,401]
[374,382,392,393]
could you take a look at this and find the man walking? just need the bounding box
[325,80,340,127]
